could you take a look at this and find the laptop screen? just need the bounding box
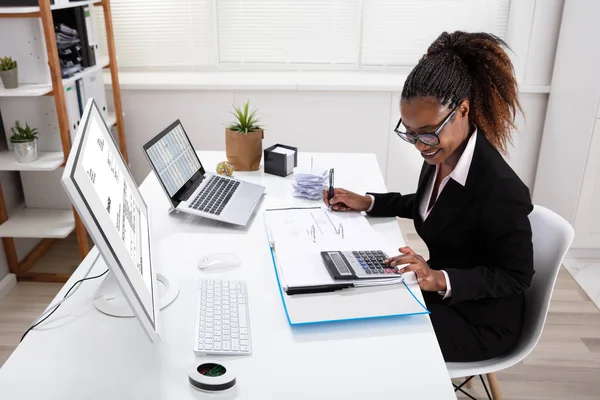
[144,121,204,202]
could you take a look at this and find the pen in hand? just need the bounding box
[327,168,335,209]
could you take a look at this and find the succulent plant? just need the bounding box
[0,57,17,71]
[10,121,39,143]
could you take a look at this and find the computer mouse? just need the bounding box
[198,253,241,271]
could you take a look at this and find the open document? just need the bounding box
[264,207,429,324]
[265,207,401,288]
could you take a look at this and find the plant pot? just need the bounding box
[11,139,38,163]
[0,67,18,89]
[225,128,264,171]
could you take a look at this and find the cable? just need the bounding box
[25,252,101,328]
[20,269,109,343]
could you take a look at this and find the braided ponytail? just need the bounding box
[401,31,522,154]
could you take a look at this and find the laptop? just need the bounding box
[143,120,265,226]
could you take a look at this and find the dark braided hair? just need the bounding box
[401,31,522,154]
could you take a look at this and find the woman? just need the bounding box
[324,31,534,362]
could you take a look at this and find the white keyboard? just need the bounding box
[194,279,252,356]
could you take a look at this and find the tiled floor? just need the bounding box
[563,258,600,309]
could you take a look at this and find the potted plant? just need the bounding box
[225,100,264,171]
[0,57,18,89]
[10,121,39,163]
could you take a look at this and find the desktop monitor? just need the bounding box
[61,99,161,342]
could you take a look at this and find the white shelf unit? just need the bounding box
[0,208,74,238]
[0,83,52,97]
[0,0,99,14]
[0,151,63,171]
[0,56,110,98]
[0,0,127,282]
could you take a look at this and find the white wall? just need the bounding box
[118,89,393,184]
[118,88,547,196]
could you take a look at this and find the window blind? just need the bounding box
[94,0,511,70]
[360,0,511,67]
[216,0,360,66]
[94,0,215,69]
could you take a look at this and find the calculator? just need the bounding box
[320,250,402,280]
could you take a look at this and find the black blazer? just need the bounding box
[368,130,534,329]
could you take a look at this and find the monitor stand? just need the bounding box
[93,272,179,318]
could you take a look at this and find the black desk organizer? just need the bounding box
[263,144,298,177]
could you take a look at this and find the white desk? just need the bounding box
[0,152,455,399]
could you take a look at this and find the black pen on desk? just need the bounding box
[286,283,352,295]
[327,168,335,209]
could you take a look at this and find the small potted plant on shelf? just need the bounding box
[225,100,264,171]
[0,57,18,89]
[10,121,39,163]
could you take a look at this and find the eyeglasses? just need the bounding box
[394,107,458,146]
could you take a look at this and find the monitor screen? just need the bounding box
[144,122,202,197]
[62,99,159,342]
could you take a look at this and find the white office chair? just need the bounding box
[446,205,574,400]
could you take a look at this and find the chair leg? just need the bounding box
[486,373,503,400]
[453,376,478,400]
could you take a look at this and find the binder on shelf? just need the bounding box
[75,78,85,117]
[83,5,98,63]
[65,82,81,140]
[82,70,108,119]
[264,207,429,325]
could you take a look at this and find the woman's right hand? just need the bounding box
[323,188,372,212]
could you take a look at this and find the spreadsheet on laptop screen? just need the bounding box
[145,124,201,196]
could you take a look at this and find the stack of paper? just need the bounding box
[292,167,328,200]
[55,23,83,78]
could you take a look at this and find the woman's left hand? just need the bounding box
[385,246,447,292]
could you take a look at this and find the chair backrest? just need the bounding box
[510,205,574,360]
[446,205,574,377]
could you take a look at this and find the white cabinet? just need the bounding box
[533,0,600,252]
[573,119,600,248]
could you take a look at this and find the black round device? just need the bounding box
[188,362,236,392]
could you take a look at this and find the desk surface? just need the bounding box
[0,152,455,399]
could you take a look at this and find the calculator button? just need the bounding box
[366,270,372,274]
[362,264,369,270]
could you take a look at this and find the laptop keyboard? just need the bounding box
[189,176,240,215]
